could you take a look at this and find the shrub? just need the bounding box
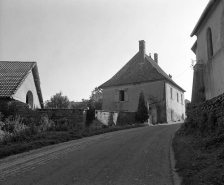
[136,91,149,123]
[108,112,114,126]
[207,112,217,130]
[86,108,95,127]
[198,112,208,133]
[38,114,54,132]
[2,116,26,133]
[53,118,75,131]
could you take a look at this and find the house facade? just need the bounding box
[99,41,185,124]
[0,61,44,109]
[191,0,224,103]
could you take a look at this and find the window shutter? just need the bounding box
[124,88,129,102]
[115,89,119,102]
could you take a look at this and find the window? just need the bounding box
[170,87,173,99]
[115,88,128,102]
[206,27,213,59]
[119,90,125,101]
[177,93,179,102]
[181,94,183,104]
[26,91,33,108]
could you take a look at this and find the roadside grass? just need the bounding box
[173,124,224,185]
[0,124,145,160]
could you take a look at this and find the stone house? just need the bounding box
[99,40,185,124]
[0,61,44,109]
[191,0,224,103]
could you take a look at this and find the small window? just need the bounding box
[119,90,125,101]
[206,27,213,59]
[177,93,179,102]
[170,88,173,99]
[181,94,183,104]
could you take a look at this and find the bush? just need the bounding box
[198,112,208,133]
[207,112,217,130]
[2,116,26,133]
[38,114,54,132]
[108,112,115,126]
[135,91,149,123]
[86,108,95,127]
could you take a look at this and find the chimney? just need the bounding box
[149,53,151,58]
[154,53,158,64]
[169,74,172,78]
[139,40,145,60]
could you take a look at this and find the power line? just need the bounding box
[173,66,191,79]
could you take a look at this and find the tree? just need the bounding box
[88,87,103,110]
[136,91,149,123]
[45,92,70,108]
[85,87,103,126]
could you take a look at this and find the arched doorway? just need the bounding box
[26,91,33,108]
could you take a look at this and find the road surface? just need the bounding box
[0,123,180,185]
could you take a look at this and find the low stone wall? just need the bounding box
[186,92,224,125]
[0,99,85,124]
[95,110,136,126]
[37,109,85,124]
[117,111,136,126]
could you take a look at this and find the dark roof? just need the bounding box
[99,52,185,92]
[0,61,44,108]
[190,0,220,37]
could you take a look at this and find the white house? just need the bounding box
[0,61,44,109]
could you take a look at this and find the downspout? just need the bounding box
[164,81,167,123]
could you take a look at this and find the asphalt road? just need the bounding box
[0,123,181,185]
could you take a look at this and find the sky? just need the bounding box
[0,0,209,102]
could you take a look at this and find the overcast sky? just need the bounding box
[0,0,209,102]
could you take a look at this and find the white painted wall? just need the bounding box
[165,83,185,122]
[95,110,119,125]
[12,71,41,108]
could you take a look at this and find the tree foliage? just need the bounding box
[136,91,149,123]
[85,87,103,126]
[45,92,70,109]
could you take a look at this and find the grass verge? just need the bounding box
[173,124,224,185]
[0,124,145,160]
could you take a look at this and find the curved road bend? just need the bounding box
[0,123,181,185]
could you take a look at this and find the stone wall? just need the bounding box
[186,92,224,125]
[37,109,85,124]
[0,99,85,124]
[95,110,136,126]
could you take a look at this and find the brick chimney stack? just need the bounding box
[139,40,145,61]
[154,53,158,64]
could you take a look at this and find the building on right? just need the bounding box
[191,0,224,103]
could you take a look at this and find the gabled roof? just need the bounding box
[190,0,220,37]
[0,61,44,108]
[99,52,185,92]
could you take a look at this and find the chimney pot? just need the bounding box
[139,40,146,60]
[149,53,151,58]
[154,53,158,64]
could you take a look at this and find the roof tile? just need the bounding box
[0,61,36,97]
[99,52,185,92]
